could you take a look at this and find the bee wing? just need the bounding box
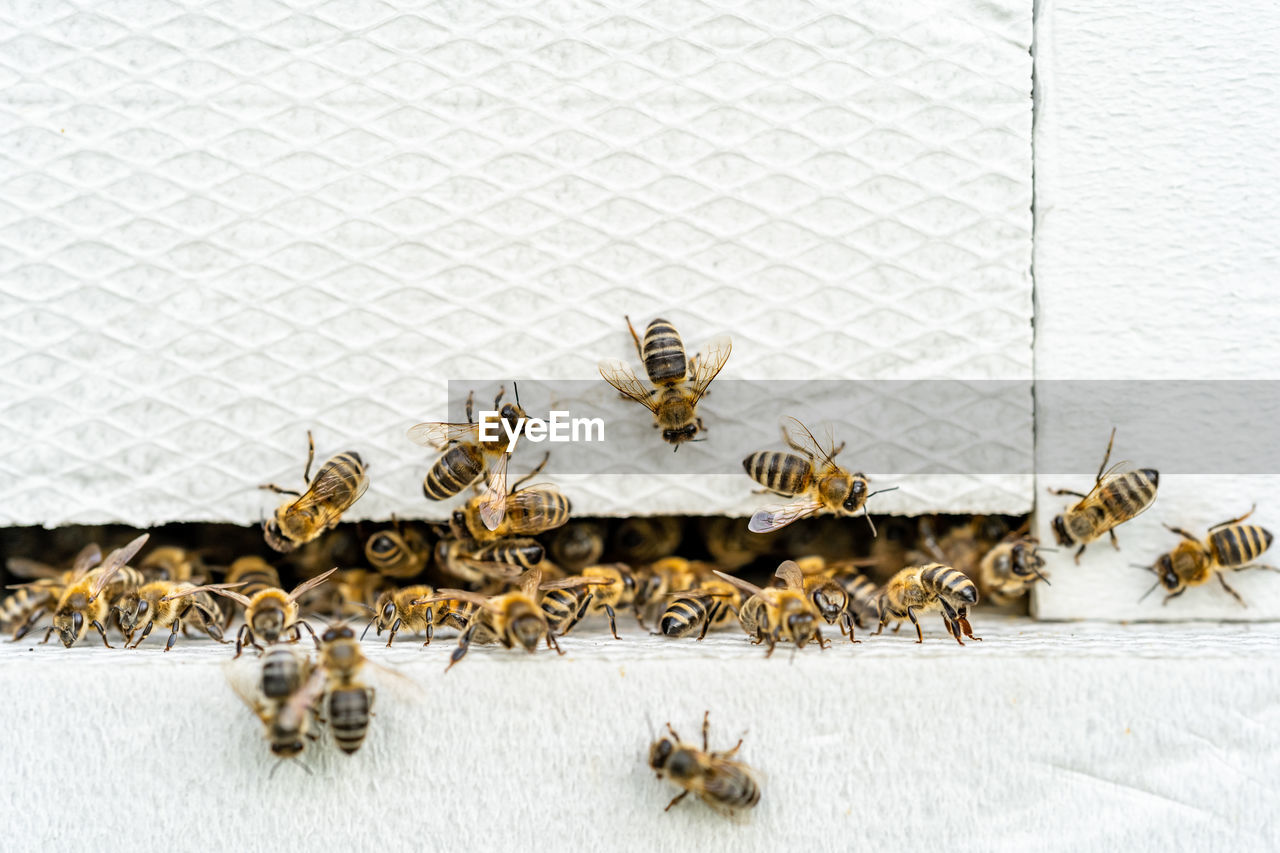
[415,588,490,607]
[598,358,660,414]
[89,533,150,600]
[747,500,824,533]
[163,582,250,606]
[5,558,63,580]
[456,557,527,582]
[779,417,838,466]
[711,570,765,597]
[517,567,543,599]
[689,335,732,403]
[223,660,269,722]
[287,567,339,602]
[774,560,805,591]
[69,542,103,580]
[406,421,478,450]
[538,576,613,591]
[477,453,511,532]
[288,466,370,525]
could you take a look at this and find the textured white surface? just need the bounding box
[0,0,1033,526]
[1031,0,1280,618]
[4,617,1279,852]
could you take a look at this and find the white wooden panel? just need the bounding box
[1031,0,1280,619]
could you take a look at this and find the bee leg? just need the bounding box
[938,600,964,645]
[92,619,113,648]
[702,710,711,750]
[625,315,645,362]
[445,627,476,672]
[1240,564,1280,574]
[39,625,55,645]
[259,483,301,496]
[303,430,316,483]
[492,386,504,411]
[1164,524,1199,542]
[297,619,321,649]
[12,607,45,642]
[957,606,981,641]
[697,602,719,641]
[1095,427,1116,483]
[1160,588,1186,605]
[1048,488,1088,498]
[165,618,181,652]
[1210,505,1257,529]
[816,627,830,650]
[1073,544,1086,564]
[466,390,475,424]
[906,607,922,643]
[604,604,620,640]
[387,617,402,648]
[1109,529,1121,551]
[1216,573,1247,608]
[130,620,155,649]
[715,739,745,760]
[547,630,564,655]
[663,790,690,812]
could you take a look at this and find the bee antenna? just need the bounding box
[1138,579,1162,603]
[360,613,379,640]
[1130,563,1155,572]
[1028,566,1051,585]
[866,486,899,499]
[512,381,521,408]
[1037,546,1060,553]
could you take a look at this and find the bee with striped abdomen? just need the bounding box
[231,658,327,761]
[648,711,761,817]
[46,534,149,648]
[137,547,207,583]
[537,564,635,638]
[712,561,827,656]
[3,543,101,641]
[171,567,338,657]
[1142,506,1276,606]
[408,386,527,531]
[261,432,369,553]
[317,623,376,755]
[598,316,731,448]
[633,557,702,628]
[364,520,431,579]
[115,580,232,650]
[1049,428,1159,562]
[875,563,980,645]
[435,535,545,586]
[454,456,571,544]
[744,417,896,535]
[832,565,880,637]
[658,576,742,640]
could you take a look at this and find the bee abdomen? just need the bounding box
[540,588,586,633]
[423,445,484,500]
[477,538,544,569]
[261,648,304,700]
[743,451,811,495]
[919,563,978,605]
[1097,469,1159,522]
[707,768,761,811]
[327,687,372,754]
[1209,524,1274,568]
[660,596,711,638]
[642,318,687,385]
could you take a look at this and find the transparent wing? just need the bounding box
[689,335,732,403]
[779,417,837,466]
[539,576,613,591]
[773,560,805,591]
[164,582,251,607]
[6,558,63,580]
[598,358,660,414]
[287,466,370,528]
[747,500,824,533]
[477,453,511,532]
[89,533,149,600]
[456,557,525,582]
[517,567,542,599]
[287,567,338,602]
[711,570,764,597]
[70,543,103,579]
[406,422,478,450]
[415,588,490,608]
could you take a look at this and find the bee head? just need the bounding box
[787,608,816,642]
[648,737,674,772]
[842,478,868,513]
[810,585,846,624]
[253,603,287,642]
[510,613,544,652]
[1051,515,1073,547]
[500,402,525,426]
[322,624,355,644]
[270,739,305,758]
[662,424,699,445]
[114,592,143,632]
[262,518,296,553]
[1155,553,1181,591]
[54,610,84,647]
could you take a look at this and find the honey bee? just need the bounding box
[364,520,431,579]
[317,623,376,755]
[874,563,980,645]
[232,661,327,761]
[700,517,768,570]
[172,567,338,657]
[114,580,232,650]
[598,316,731,448]
[435,536,545,586]
[261,645,312,701]
[712,561,827,655]
[612,516,683,563]
[365,584,473,647]
[830,565,881,634]
[296,569,391,621]
[545,520,607,571]
[1049,428,1159,561]
[1142,506,1276,606]
[3,543,101,641]
[537,563,636,638]
[408,386,527,531]
[453,456,572,543]
[137,547,206,583]
[46,534,149,648]
[979,534,1048,606]
[798,566,856,643]
[744,417,896,535]
[658,576,742,640]
[633,557,702,627]
[218,556,280,628]
[419,568,594,670]
[261,431,369,553]
[648,711,760,816]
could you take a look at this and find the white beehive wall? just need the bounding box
[0,0,1034,527]
[1030,0,1280,619]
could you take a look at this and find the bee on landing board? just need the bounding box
[874,563,980,645]
[978,533,1048,606]
[230,656,327,763]
[658,575,742,641]
[3,543,101,642]
[648,711,761,817]
[743,417,896,535]
[260,431,369,553]
[317,623,376,755]
[1048,428,1159,562]
[1141,505,1276,606]
[598,316,731,448]
[408,386,527,532]
[44,534,149,648]
[114,580,232,650]
[712,561,827,656]
[537,563,635,639]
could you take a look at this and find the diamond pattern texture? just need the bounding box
[0,0,1032,526]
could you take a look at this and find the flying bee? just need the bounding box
[114,580,233,650]
[744,417,896,535]
[418,568,595,671]
[658,576,742,640]
[364,520,431,579]
[231,661,327,761]
[45,534,149,648]
[612,516,683,563]
[408,386,528,531]
[598,316,731,448]
[1049,428,1159,562]
[261,645,313,701]
[546,520,607,571]
[874,563,980,645]
[169,567,339,657]
[261,431,369,553]
[712,561,828,656]
[317,623,376,755]
[648,711,761,817]
[454,455,572,543]
[537,564,636,638]
[979,534,1048,607]
[3,543,101,641]
[1141,506,1276,606]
